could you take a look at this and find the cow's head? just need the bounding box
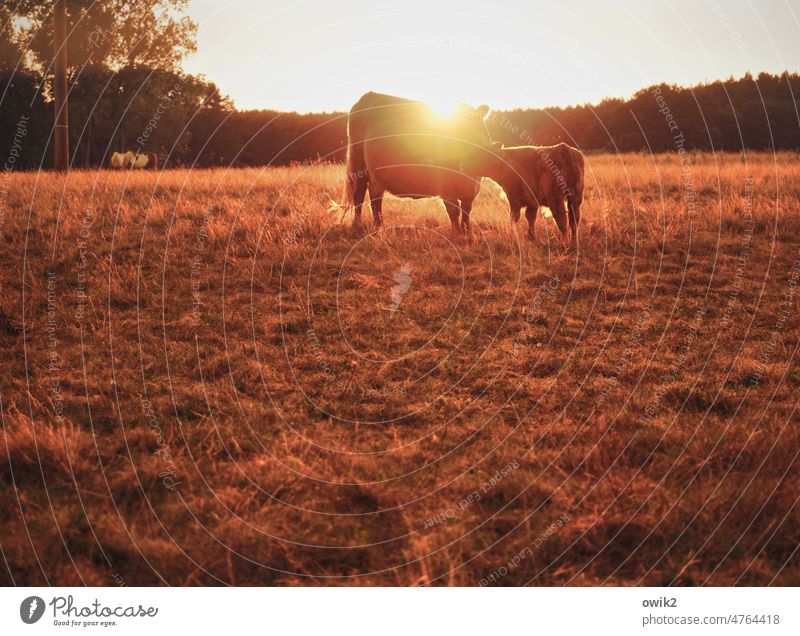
[454,103,492,150]
[487,141,507,176]
[445,103,493,176]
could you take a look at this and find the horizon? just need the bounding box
[210,70,795,115]
[183,0,799,113]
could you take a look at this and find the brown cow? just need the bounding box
[477,142,585,248]
[343,92,493,234]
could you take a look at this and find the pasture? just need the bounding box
[0,152,798,585]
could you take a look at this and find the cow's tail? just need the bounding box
[342,142,358,213]
[341,105,367,218]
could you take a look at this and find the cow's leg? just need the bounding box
[352,176,368,226]
[568,198,581,249]
[368,185,384,227]
[550,197,570,249]
[509,203,521,224]
[444,200,461,234]
[459,198,473,236]
[525,205,538,241]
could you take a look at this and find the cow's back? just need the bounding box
[350,92,459,165]
[348,92,480,201]
[349,92,435,139]
[493,144,582,208]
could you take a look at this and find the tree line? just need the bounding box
[486,72,800,153]
[2,1,798,171]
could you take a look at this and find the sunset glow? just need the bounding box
[183,0,799,112]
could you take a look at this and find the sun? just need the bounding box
[430,99,459,119]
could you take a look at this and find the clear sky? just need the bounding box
[182,0,799,113]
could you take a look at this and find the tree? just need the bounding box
[14,0,197,72]
[9,0,199,167]
[0,6,27,72]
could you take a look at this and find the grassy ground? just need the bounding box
[0,152,798,586]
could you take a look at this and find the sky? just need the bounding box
[182,0,799,113]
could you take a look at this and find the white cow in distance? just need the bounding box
[110,151,128,168]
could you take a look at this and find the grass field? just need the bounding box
[1,152,799,586]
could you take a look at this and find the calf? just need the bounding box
[480,142,584,248]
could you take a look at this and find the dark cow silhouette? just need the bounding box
[343,92,492,234]
[479,142,585,249]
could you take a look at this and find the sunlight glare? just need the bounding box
[430,100,459,119]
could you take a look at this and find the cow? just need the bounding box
[110,152,128,168]
[343,92,493,234]
[477,142,585,249]
[109,151,158,169]
[130,152,157,169]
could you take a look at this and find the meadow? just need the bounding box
[0,152,798,586]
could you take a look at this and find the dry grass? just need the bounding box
[0,152,799,586]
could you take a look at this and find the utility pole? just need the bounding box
[53,0,69,170]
